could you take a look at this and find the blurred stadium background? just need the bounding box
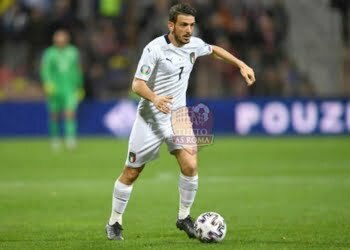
[0,0,349,100]
[0,0,349,137]
[0,0,349,249]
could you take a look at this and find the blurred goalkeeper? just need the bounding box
[40,29,83,150]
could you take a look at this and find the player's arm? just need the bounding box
[74,49,83,87]
[73,49,85,101]
[211,45,256,86]
[40,50,55,95]
[132,78,173,114]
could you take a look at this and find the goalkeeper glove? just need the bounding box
[76,88,85,101]
[44,83,55,96]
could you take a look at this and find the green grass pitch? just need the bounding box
[0,137,349,249]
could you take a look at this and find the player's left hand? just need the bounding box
[239,64,256,86]
[76,88,85,101]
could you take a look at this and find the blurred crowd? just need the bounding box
[331,0,350,97]
[0,0,335,101]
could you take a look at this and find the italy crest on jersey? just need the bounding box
[190,52,195,64]
[129,152,136,163]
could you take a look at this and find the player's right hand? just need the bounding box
[153,95,173,114]
[44,83,55,96]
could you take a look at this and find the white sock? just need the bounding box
[178,173,198,220]
[109,179,133,225]
[51,138,61,151]
[65,138,76,150]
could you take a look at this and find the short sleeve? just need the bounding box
[134,46,158,81]
[196,38,213,57]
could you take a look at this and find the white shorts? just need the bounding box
[125,114,182,168]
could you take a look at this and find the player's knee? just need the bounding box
[120,166,142,184]
[50,113,59,121]
[182,158,197,176]
[64,111,75,119]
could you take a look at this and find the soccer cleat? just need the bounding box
[176,215,197,239]
[106,222,124,240]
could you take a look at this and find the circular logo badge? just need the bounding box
[140,65,151,75]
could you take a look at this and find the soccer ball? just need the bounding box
[194,212,227,243]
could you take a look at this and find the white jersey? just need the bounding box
[134,34,212,123]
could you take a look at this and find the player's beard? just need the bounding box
[172,28,191,46]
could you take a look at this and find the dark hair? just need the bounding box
[169,3,196,23]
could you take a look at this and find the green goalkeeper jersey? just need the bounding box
[41,45,82,95]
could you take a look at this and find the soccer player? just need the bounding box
[106,3,255,240]
[40,29,83,150]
